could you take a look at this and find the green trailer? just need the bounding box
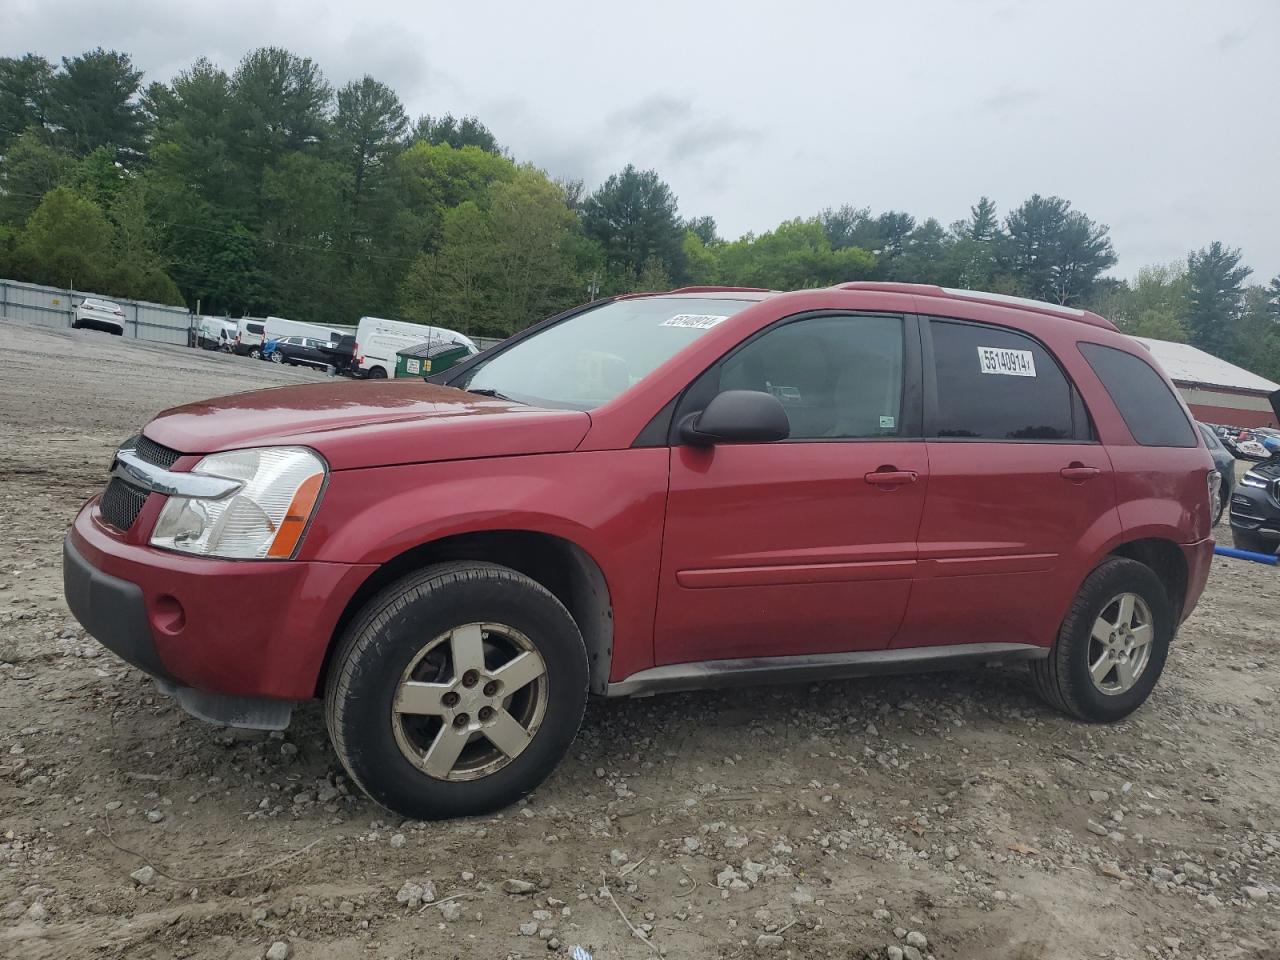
[395,341,473,379]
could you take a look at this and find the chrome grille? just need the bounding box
[135,435,181,469]
[100,477,148,531]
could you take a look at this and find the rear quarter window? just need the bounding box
[1078,342,1196,447]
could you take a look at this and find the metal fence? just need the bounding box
[0,277,193,346]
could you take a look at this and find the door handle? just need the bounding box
[1060,464,1101,481]
[865,468,918,487]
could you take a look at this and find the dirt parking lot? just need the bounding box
[1,321,1278,960]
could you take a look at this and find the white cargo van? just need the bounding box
[196,316,237,351]
[352,316,477,379]
[234,317,268,357]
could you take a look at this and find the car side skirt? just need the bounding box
[605,643,1048,698]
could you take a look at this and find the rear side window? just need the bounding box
[928,319,1076,440]
[1078,342,1196,447]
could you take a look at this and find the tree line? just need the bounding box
[1,47,1277,383]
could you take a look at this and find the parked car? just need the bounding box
[233,318,267,358]
[352,316,477,379]
[1229,456,1280,556]
[1197,422,1236,524]
[72,297,126,335]
[64,283,1217,820]
[272,336,336,370]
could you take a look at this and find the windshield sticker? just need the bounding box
[879,415,896,429]
[661,313,730,329]
[977,346,1036,377]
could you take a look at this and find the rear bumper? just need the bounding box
[64,504,377,705]
[1180,537,1215,622]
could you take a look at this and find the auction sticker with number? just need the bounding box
[661,314,729,329]
[977,346,1036,377]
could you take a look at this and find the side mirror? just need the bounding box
[679,390,790,446]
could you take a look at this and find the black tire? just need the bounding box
[324,561,588,820]
[367,366,387,379]
[1231,528,1276,555]
[249,347,261,360]
[1030,557,1173,723]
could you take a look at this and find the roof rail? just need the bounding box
[834,281,1114,329]
[664,285,771,294]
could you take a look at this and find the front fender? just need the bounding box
[301,449,671,683]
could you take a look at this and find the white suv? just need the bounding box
[72,298,126,335]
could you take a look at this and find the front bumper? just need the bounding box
[1229,486,1280,546]
[64,502,377,715]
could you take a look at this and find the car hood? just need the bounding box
[142,380,592,470]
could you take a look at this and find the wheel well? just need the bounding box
[1108,538,1188,622]
[318,531,614,696]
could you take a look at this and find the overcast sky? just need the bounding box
[9,0,1279,281]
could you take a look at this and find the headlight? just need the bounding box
[1241,471,1268,489]
[150,447,326,559]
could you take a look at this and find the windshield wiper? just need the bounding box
[465,387,523,404]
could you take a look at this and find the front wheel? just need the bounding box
[1030,557,1172,723]
[325,562,588,820]
[367,366,387,379]
[270,351,284,364]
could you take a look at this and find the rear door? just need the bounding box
[654,311,928,665]
[893,317,1118,650]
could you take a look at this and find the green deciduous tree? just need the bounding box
[399,169,582,335]
[0,130,75,224]
[715,218,875,289]
[14,186,112,289]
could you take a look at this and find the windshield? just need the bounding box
[456,297,755,410]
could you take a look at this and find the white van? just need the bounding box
[353,316,477,379]
[234,317,268,357]
[196,316,237,351]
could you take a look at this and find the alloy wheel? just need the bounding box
[391,622,548,781]
[1088,592,1154,695]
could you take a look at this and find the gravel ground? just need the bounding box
[1,321,1277,960]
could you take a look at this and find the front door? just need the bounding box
[654,312,928,666]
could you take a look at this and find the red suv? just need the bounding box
[64,283,1217,819]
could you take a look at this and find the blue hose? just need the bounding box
[1213,545,1280,565]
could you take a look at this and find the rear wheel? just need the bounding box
[1030,557,1172,723]
[325,562,588,820]
[249,347,262,360]
[367,366,387,379]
